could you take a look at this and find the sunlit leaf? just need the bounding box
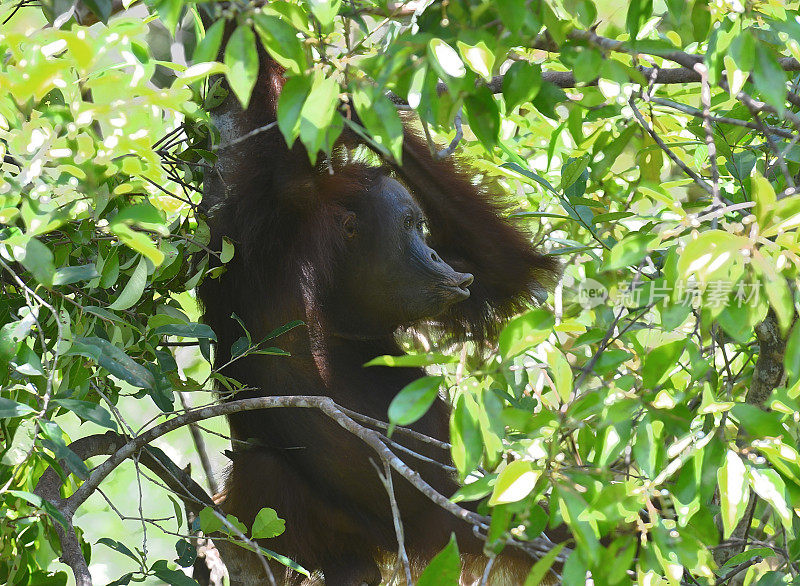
[252,507,286,539]
[388,375,443,427]
[717,450,749,539]
[489,460,541,505]
[225,25,259,109]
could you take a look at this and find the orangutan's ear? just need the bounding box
[341,211,357,239]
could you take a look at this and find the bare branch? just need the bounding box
[648,97,794,140]
[179,392,220,495]
[628,95,714,196]
[437,108,464,159]
[372,459,413,586]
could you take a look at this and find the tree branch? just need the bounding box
[34,397,568,585]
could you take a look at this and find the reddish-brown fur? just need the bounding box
[198,47,560,584]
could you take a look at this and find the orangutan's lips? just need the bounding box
[443,284,471,300]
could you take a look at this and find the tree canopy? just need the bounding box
[2,0,800,584]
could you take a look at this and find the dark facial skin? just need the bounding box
[329,176,473,336]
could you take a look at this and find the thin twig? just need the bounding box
[649,97,794,140]
[372,459,413,586]
[437,108,463,159]
[179,392,220,495]
[629,95,714,195]
[215,122,278,151]
[695,62,721,207]
[717,556,763,585]
[479,554,496,586]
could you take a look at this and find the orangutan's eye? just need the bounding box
[404,214,414,229]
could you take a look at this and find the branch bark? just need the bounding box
[33,431,215,585]
[33,398,568,586]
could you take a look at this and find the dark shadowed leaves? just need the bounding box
[502,61,542,112]
[465,86,500,150]
[68,336,155,389]
[53,399,117,430]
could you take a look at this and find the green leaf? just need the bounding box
[417,534,460,586]
[225,25,259,109]
[573,48,603,84]
[530,81,567,121]
[717,450,749,539]
[457,41,495,81]
[304,0,341,29]
[785,322,800,388]
[676,230,743,284]
[83,305,128,325]
[7,490,68,529]
[53,264,100,286]
[81,0,112,22]
[253,13,307,74]
[364,353,458,367]
[761,273,793,334]
[387,375,443,427]
[111,202,166,232]
[69,336,156,389]
[524,542,567,585]
[150,0,183,32]
[548,347,572,402]
[722,547,775,567]
[220,237,235,263]
[753,45,787,111]
[449,394,483,477]
[251,507,286,539]
[111,225,164,266]
[642,340,685,389]
[224,513,248,536]
[193,19,226,64]
[498,309,554,360]
[732,403,784,439]
[352,85,403,160]
[175,540,197,568]
[464,85,500,150]
[53,399,117,430]
[198,507,223,533]
[1,419,35,465]
[450,473,496,503]
[151,560,199,586]
[489,460,541,505]
[690,0,710,43]
[298,71,340,162]
[752,171,777,228]
[17,237,55,286]
[0,397,36,418]
[494,0,526,32]
[277,74,312,146]
[428,39,466,79]
[108,256,149,310]
[626,0,653,39]
[97,537,141,563]
[502,61,542,112]
[154,323,217,341]
[560,155,590,192]
[40,420,90,479]
[749,468,793,530]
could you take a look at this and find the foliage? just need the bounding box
[2,0,800,584]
